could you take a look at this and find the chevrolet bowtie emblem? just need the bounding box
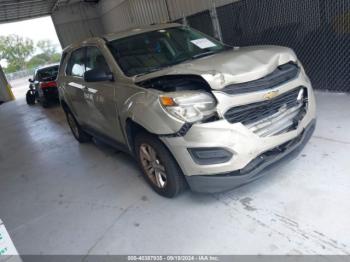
[264,90,279,100]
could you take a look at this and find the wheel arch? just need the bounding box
[125,118,152,155]
[60,98,70,113]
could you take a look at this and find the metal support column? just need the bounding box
[210,0,223,41]
[0,65,15,103]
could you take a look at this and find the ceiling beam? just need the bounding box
[0,0,65,24]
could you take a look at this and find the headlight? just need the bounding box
[159,91,217,123]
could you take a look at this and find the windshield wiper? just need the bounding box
[134,48,230,77]
[134,67,165,77]
[191,50,216,59]
[192,46,232,60]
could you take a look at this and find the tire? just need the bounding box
[26,90,36,105]
[65,110,92,143]
[135,132,187,198]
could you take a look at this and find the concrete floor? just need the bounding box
[0,85,350,255]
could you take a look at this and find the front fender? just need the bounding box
[120,91,184,135]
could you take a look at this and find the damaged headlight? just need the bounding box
[159,91,217,123]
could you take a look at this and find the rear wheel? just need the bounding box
[26,90,36,105]
[135,133,186,198]
[65,110,92,143]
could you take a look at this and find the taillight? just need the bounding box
[40,81,57,89]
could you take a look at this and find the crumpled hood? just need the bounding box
[134,45,298,90]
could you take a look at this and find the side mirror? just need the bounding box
[84,68,114,82]
[28,78,33,83]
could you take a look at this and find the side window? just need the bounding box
[86,47,110,73]
[66,48,86,77]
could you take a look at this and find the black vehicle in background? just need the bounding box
[26,64,59,107]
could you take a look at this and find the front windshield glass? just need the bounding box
[108,26,228,77]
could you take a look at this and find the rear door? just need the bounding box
[63,47,90,125]
[83,46,123,142]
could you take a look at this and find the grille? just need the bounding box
[224,87,308,137]
[222,62,300,95]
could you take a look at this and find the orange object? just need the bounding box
[160,96,176,106]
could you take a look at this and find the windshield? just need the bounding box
[37,66,59,81]
[108,26,228,77]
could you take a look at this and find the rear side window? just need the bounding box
[66,48,86,77]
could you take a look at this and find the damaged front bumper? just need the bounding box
[185,119,315,193]
[160,78,316,193]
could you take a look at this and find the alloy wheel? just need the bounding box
[139,143,167,188]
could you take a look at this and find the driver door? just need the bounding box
[83,46,123,142]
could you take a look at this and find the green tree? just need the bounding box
[26,40,62,69]
[0,35,34,72]
[27,40,61,69]
[50,53,61,63]
[27,53,50,69]
[37,40,57,57]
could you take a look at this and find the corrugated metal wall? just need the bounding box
[100,0,132,34]
[166,0,212,20]
[52,2,104,47]
[129,0,169,25]
[52,0,237,47]
[98,0,236,34]
[53,17,104,47]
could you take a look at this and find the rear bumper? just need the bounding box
[185,119,316,193]
[43,87,59,101]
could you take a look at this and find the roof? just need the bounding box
[63,23,183,52]
[0,0,60,24]
[103,23,182,42]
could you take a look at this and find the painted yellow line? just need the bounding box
[5,83,15,100]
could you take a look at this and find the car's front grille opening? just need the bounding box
[221,62,300,95]
[224,87,308,137]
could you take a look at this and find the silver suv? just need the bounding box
[58,24,316,197]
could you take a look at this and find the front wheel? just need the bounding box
[135,133,187,198]
[65,110,92,143]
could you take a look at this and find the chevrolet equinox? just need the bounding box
[57,24,316,197]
